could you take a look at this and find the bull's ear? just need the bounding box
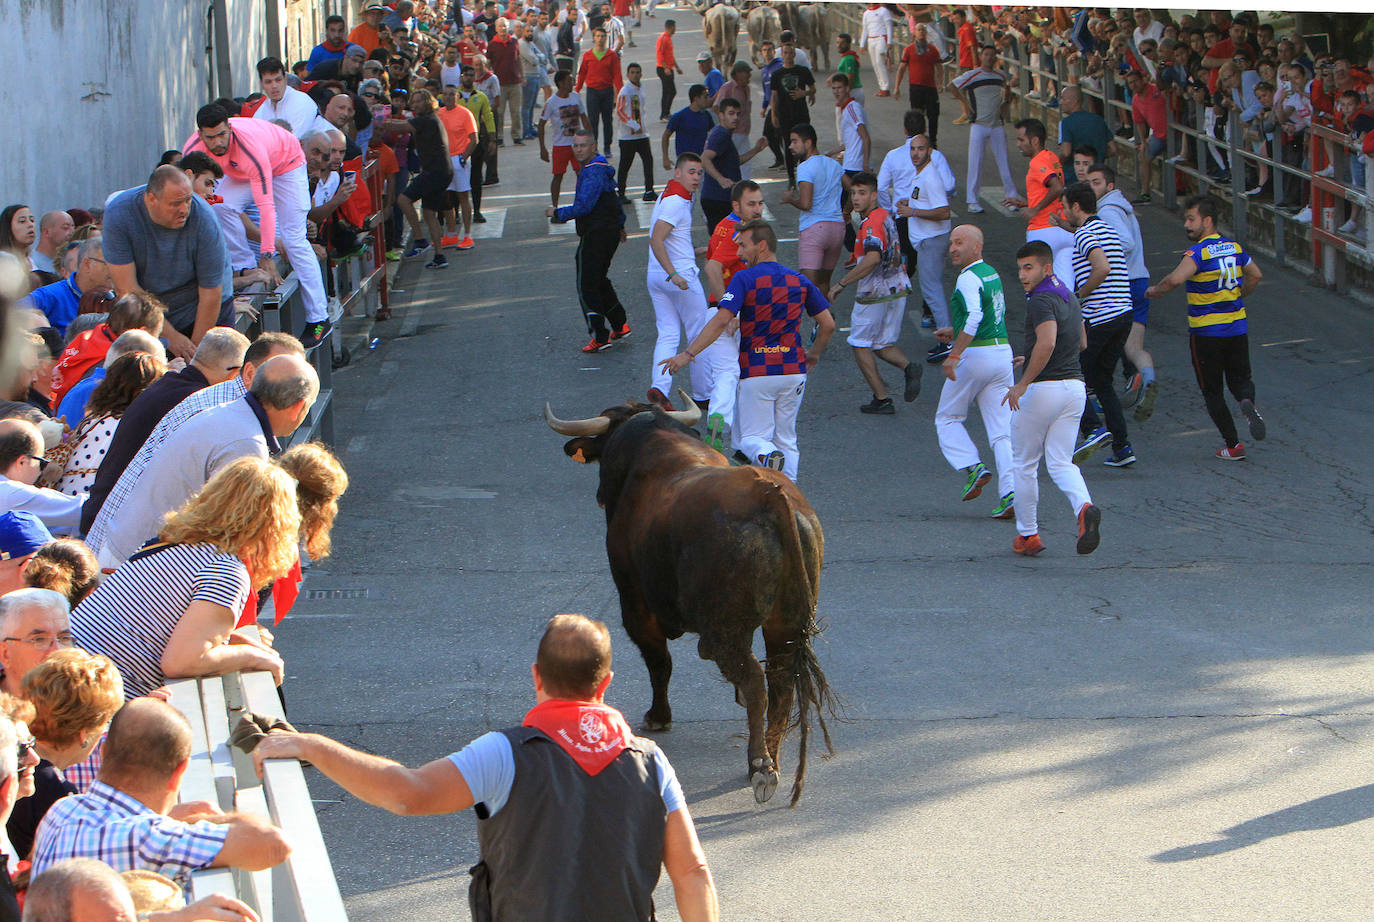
[563,437,602,464]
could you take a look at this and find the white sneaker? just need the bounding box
[327,296,344,323]
[1316,165,1336,179]
[1295,206,1312,223]
[1167,153,1187,163]
[1339,218,1358,234]
[1245,186,1263,196]
[967,203,985,214]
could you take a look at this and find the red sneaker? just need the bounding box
[440,235,460,249]
[1013,534,1045,556]
[457,236,475,250]
[610,323,631,340]
[646,387,674,411]
[1216,443,1246,460]
[1076,503,1101,555]
[582,337,612,353]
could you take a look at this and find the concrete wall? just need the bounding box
[3,0,299,217]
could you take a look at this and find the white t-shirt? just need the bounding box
[311,172,340,209]
[1132,21,1164,48]
[861,6,893,45]
[439,62,464,91]
[617,84,648,141]
[648,191,697,274]
[839,99,867,171]
[541,92,586,146]
[252,86,321,139]
[796,154,844,231]
[905,158,952,242]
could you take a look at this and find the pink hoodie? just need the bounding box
[183,117,306,256]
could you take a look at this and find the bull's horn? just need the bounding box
[544,403,611,437]
[665,388,702,427]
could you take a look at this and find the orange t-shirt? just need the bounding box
[436,104,478,157]
[349,23,382,53]
[705,214,746,297]
[1025,148,1064,231]
[368,141,399,178]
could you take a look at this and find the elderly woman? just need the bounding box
[70,457,300,699]
[21,649,122,771]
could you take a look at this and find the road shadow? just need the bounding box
[1151,782,1374,862]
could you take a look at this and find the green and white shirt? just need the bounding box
[950,260,1007,344]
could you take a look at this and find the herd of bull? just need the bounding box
[699,0,833,70]
[546,392,836,806]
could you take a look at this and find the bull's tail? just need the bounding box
[770,487,838,807]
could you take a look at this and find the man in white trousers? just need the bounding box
[1002,240,1101,557]
[935,225,1015,518]
[646,153,735,417]
[893,134,953,361]
[860,3,895,97]
[950,46,1018,214]
[184,104,332,349]
[1004,117,1074,293]
[661,220,835,481]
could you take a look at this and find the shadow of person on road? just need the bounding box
[1152,782,1374,862]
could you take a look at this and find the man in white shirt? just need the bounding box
[0,420,84,536]
[252,56,321,138]
[439,43,465,91]
[877,110,956,270]
[860,2,895,97]
[645,153,735,418]
[616,63,655,201]
[894,134,953,343]
[1132,9,1165,49]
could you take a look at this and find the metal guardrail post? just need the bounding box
[1229,108,1247,243]
[1017,44,1031,121]
[1163,105,1178,211]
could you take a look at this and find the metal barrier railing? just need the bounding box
[231,156,395,448]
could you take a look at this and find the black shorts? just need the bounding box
[405,170,452,212]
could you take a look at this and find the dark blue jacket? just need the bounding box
[553,155,625,235]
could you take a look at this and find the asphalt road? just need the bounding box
[277,12,1374,921]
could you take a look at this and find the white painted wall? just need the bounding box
[3,0,302,216]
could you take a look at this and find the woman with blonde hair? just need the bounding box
[22,539,100,608]
[70,457,299,699]
[276,442,348,562]
[21,649,122,771]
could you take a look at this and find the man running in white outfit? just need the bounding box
[950,46,1018,214]
[646,153,735,417]
[860,3,895,97]
[935,225,1015,519]
[1003,240,1100,557]
[661,220,835,480]
[894,135,953,355]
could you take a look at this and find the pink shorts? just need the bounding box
[798,221,845,271]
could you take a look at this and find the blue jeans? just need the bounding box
[522,74,543,137]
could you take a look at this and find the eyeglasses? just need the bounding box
[16,736,35,764]
[2,632,75,651]
[26,455,47,471]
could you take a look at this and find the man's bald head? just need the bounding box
[947,224,985,271]
[535,614,613,699]
[99,699,192,790]
[249,354,319,411]
[0,419,42,484]
[1060,85,1082,112]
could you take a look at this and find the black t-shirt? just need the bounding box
[769,65,814,129]
[410,113,453,178]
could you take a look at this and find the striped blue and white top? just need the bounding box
[1070,216,1133,325]
[71,542,251,700]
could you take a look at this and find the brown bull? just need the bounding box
[545,390,834,805]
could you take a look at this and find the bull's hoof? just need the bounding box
[641,715,673,733]
[750,758,779,803]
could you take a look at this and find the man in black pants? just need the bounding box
[1147,195,1266,460]
[759,40,785,169]
[616,63,656,202]
[458,65,496,222]
[769,32,815,187]
[656,19,682,120]
[547,130,630,353]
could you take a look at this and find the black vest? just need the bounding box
[468,727,667,922]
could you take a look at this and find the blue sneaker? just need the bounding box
[1073,427,1111,462]
[1103,444,1137,467]
[404,240,431,260]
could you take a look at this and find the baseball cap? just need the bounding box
[344,43,368,59]
[0,512,53,561]
[697,52,713,63]
[362,0,386,11]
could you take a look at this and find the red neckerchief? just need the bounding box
[322,38,347,52]
[523,698,635,775]
[236,554,303,628]
[663,179,693,201]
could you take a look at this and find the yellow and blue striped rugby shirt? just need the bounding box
[1185,233,1251,336]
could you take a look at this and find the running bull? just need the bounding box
[545,390,835,804]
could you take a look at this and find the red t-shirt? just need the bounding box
[901,43,942,87]
[957,22,977,68]
[656,32,676,70]
[705,214,746,296]
[1025,149,1064,231]
[576,49,624,92]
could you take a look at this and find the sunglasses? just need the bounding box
[27,455,47,471]
[16,737,35,763]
